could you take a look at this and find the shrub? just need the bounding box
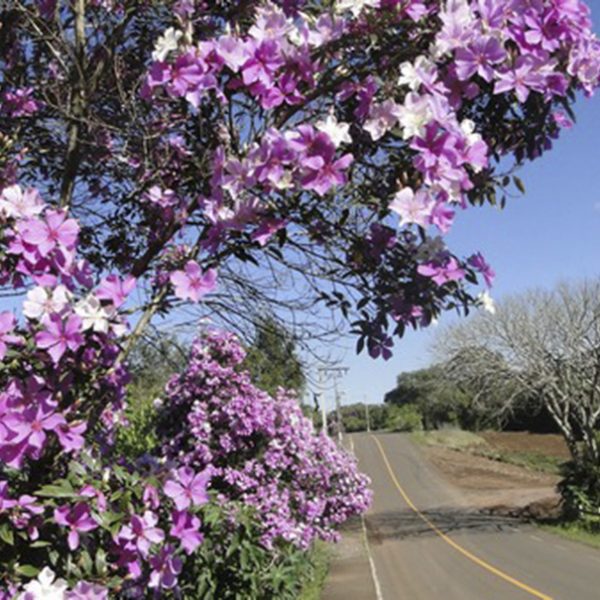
[387,404,423,432]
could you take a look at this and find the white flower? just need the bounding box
[335,0,380,18]
[363,99,402,141]
[460,119,482,145]
[478,290,496,314]
[396,92,433,140]
[316,113,352,147]
[0,185,44,220]
[74,296,111,334]
[23,285,71,320]
[20,567,67,600]
[398,92,433,140]
[397,56,436,91]
[389,187,434,228]
[152,27,183,62]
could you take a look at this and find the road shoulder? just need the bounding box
[321,516,378,600]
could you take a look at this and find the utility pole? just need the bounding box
[364,395,371,433]
[317,368,327,436]
[318,366,348,444]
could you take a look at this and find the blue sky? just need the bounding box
[317,5,600,410]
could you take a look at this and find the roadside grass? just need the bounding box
[411,430,564,475]
[481,449,563,475]
[411,429,488,450]
[539,522,600,550]
[297,541,331,600]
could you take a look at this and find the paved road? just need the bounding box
[352,432,600,600]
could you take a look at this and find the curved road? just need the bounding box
[352,432,600,600]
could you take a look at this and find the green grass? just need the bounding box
[540,522,600,550]
[411,429,488,450]
[297,541,331,600]
[479,449,563,475]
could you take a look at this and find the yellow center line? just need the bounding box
[370,435,554,600]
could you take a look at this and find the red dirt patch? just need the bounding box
[424,445,562,519]
[480,431,570,460]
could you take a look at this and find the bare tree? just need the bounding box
[435,279,600,464]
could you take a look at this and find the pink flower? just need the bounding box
[20,210,79,257]
[493,57,545,103]
[0,312,20,361]
[148,544,183,590]
[35,314,84,363]
[454,37,506,82]
[417,257,465,286]
[1,402,66,468]
[66,581,108,600]
[164,467,210,511]
[96,274,136,308]
[55,421,87,452]
[54,503,98,550]
[468,252,495,287]
[2,87,40,117]
[389,188,433,228]
[170,261,217,302]
[170,510,204,554]
[119,511,165,558]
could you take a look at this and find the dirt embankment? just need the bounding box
[422,432,567,520]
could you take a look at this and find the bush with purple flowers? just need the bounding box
[1,0,600,597]
[156,330,372,550]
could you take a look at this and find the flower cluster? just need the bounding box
[157,330,372,549]
[136,0,600,354]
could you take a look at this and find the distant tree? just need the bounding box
[387,404,423,432]
[244,317,306,397]
[384,366,476,430]
[436,280,600,465]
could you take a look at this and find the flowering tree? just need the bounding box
[0,0,599,597]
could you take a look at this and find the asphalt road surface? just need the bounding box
[352,432,600,600]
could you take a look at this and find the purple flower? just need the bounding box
[367,332,394,361]
[170,510,204,554]
[241,40,283,87]
[96,274,136,308]
[251,219,287,247]
[2,401,66,462]
[119,511,165,558]
[20,210,79,257]
[164,466,210,510]
[66,581,109,600]
[301,153,354,196]
[2,88,40,117]
[429,202,455,234]
[493,57,545,103]
[417,257,465,286]
[0,311,20,361]
[0,481,16,511]
[35,314,84,363]
[170,261,217,302]
[55,420,87,452]
[454,37,506,82]
[54,503,98,550]
[468,252,495,287]
[148,544,183,590]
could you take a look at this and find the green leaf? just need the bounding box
[513,176,526,194]
[15,565,40,577]
[95,548,107,576]
[0,524,14,545]
[36,480,76,498]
